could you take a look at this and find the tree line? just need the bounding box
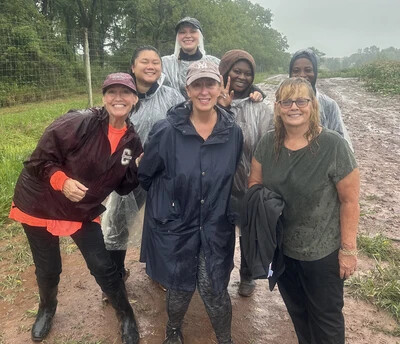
[0,0,290,106]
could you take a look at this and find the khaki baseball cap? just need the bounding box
[186,61,221,86]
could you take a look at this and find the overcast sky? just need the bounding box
[252,0,400,57]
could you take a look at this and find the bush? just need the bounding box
[359,60,400,95]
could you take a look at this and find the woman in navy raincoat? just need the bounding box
[138,61,243,344]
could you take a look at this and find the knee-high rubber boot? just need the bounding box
[31,285,58,342]
[106,283,139,344]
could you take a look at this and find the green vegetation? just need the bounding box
[346,234,400,330]
[0,0,290,107]
[318,68,360,79]
[359,60,400,95]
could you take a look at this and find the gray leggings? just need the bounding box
[166,250,232,344]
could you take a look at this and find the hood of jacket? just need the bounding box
[166,101,235,140]
[289,49,318,93]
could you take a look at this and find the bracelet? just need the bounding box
[340,248,358,256]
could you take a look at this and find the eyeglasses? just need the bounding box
[278,98,311,109]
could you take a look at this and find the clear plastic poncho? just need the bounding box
[162,30,220,98]
[230,98,274,217]
[101,74,185,250]
[317,90,354,152]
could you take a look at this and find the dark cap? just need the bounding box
[186,60,220,86]
[102,73,137,94]
[175,17,202,33]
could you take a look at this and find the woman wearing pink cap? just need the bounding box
[9,73,143,344]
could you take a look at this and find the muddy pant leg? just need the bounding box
[197,251,232,344]
[166,288,194,330]
[23,224,62,289]
[278,251,345,344]
[109,249,127,278]
[71,221,121,294]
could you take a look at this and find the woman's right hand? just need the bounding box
[62,178,88,202]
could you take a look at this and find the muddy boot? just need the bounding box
[107,283,139,344]
[31,285,58,342]
[238,275,256,297]
[102,268,130,303]
[163,325,183,344]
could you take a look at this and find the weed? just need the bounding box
[0,273,23,290]
[347,234,400,325]
[358,234,399,262]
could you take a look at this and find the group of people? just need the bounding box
[9,16,359,344]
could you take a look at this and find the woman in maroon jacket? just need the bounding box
[9,73,142,344]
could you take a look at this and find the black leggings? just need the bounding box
[23,222,122,295]
[166,250,232,344]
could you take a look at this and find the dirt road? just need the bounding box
[0,77,399,343]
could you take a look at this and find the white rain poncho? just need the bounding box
[230,98,274,217]
[162,30,220,98]
[317,91,354,151]
[162,54,220,98]
[101,74,185,250]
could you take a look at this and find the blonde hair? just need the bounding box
[274,77,320,158]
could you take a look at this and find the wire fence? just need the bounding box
[0,24,133,108]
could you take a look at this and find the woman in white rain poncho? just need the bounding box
[101,46,185,286]
[162,17,220,98]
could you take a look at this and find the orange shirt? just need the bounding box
[9,124,127,236]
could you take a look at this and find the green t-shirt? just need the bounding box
[254,128,357,261]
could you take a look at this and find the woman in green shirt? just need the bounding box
[248,77,360,344]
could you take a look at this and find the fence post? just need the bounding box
[84,28,93,107]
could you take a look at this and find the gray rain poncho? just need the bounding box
[230,98,274,217]
[317,91,353,151]
[101,74,185,250]
[162,29,220,98]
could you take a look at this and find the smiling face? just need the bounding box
[291,58,316,85]
[103,86,138,128]
[131,49,161,89]
[177,24,200,55]
[186,78,221,113]
[276,85,313,129]
[228,59,253,96]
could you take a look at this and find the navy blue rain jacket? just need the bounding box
[138,101,243,292]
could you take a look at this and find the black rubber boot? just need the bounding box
[163,325,184,344]
[106,283,139,344]
[31,285,58,342]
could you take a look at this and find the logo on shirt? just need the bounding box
[121,148,132,166]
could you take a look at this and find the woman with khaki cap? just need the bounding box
[139,60,242,344]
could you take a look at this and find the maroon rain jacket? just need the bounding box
[13,107,143,222]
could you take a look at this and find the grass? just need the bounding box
[318,68,361,79]
[346,234,400,330]
[0,94,102,224]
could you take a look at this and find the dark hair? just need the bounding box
[129,45,161,75]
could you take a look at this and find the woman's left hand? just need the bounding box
[218,75,234,108]
[338,249,357,279]
[249,91,263,102]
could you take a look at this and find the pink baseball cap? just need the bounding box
[102,73,137,94]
